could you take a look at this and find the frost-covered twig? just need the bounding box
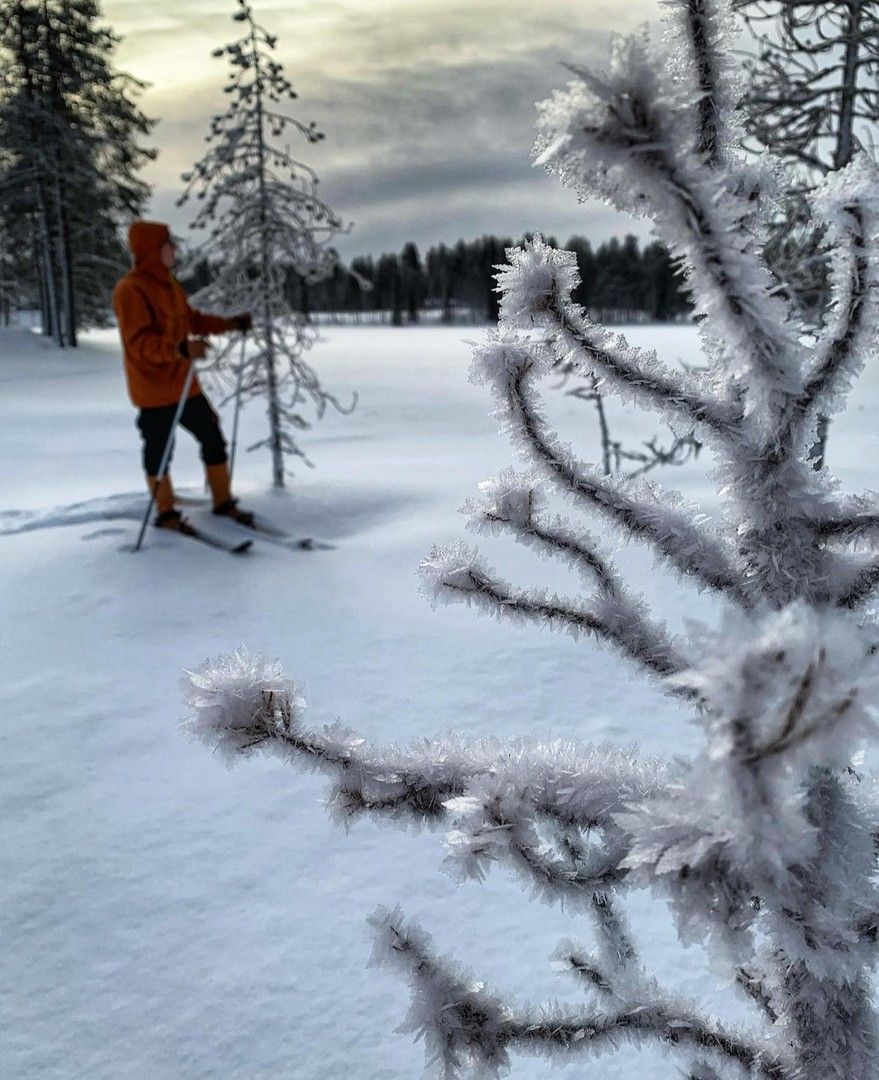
[735,965,778,1024]
[680,0,727,164]
[183,649,671,834]
[472,336,748,604]
[836,557,879,610]
[464,470,624,598]
[779,161,879,455]
[554,891,642,1001]
[370,907,794,1080]
[535,26,799,430]
[421,545,688,682]
[496,237,737,438]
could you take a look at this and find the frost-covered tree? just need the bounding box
[179,0,351,488]
[734,0,879,311]
[184,2,879,1077]
[735,0,879,464]
[736,0,878,177]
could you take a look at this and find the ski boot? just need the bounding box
[212,499,255,528]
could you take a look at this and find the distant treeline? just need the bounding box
[184,234,692,326]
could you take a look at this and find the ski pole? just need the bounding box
[134,358,199,552]
[228,331,248,485]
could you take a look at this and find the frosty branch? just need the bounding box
[467,335,748,603]
[186,1,879,1077]
[371,907,794,1080]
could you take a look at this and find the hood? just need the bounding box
[128,220,171,276]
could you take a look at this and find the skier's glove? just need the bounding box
[178,337,209,360]
[232,312,253,332]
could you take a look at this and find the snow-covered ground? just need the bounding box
[3,323,878,1079]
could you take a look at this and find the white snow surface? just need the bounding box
[3,323,878,1079]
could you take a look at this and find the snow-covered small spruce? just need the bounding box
[178,0,353,487]
[184,2,879,1076]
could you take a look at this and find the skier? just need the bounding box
[113,220,253,531]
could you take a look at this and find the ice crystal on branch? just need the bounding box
[183,647,304,761]
[188,2,879,1076]
[179,0,354,487]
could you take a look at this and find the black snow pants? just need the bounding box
[136,393,227,476]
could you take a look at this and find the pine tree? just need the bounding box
[0,0,64,342]
[400,240,425,322]
[186,2,879,1076]
[0,0,154,343]
[54,0,155,331]
[179,0,351,488]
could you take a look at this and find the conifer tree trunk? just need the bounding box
[251,20,284,489]
[36,187,62,344]
[51,168,76,346]
[11,3,62,343]
[32,214,52,337]
[41,1,76,347]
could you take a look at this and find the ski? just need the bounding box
[232,517,293,540]
[165,521,252,554]
[217,515,334,551]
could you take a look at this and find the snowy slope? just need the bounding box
[3,323,878,1079]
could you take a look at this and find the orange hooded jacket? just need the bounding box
[113,220,236,409]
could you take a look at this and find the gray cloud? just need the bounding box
[104,0,661,255]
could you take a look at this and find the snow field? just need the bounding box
[3,323,879,1078]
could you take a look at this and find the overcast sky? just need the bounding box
[103,0,662,257]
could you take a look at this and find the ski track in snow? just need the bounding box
[0,487,420,544]
[4,325,879,1080]
[0,492,147,534]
